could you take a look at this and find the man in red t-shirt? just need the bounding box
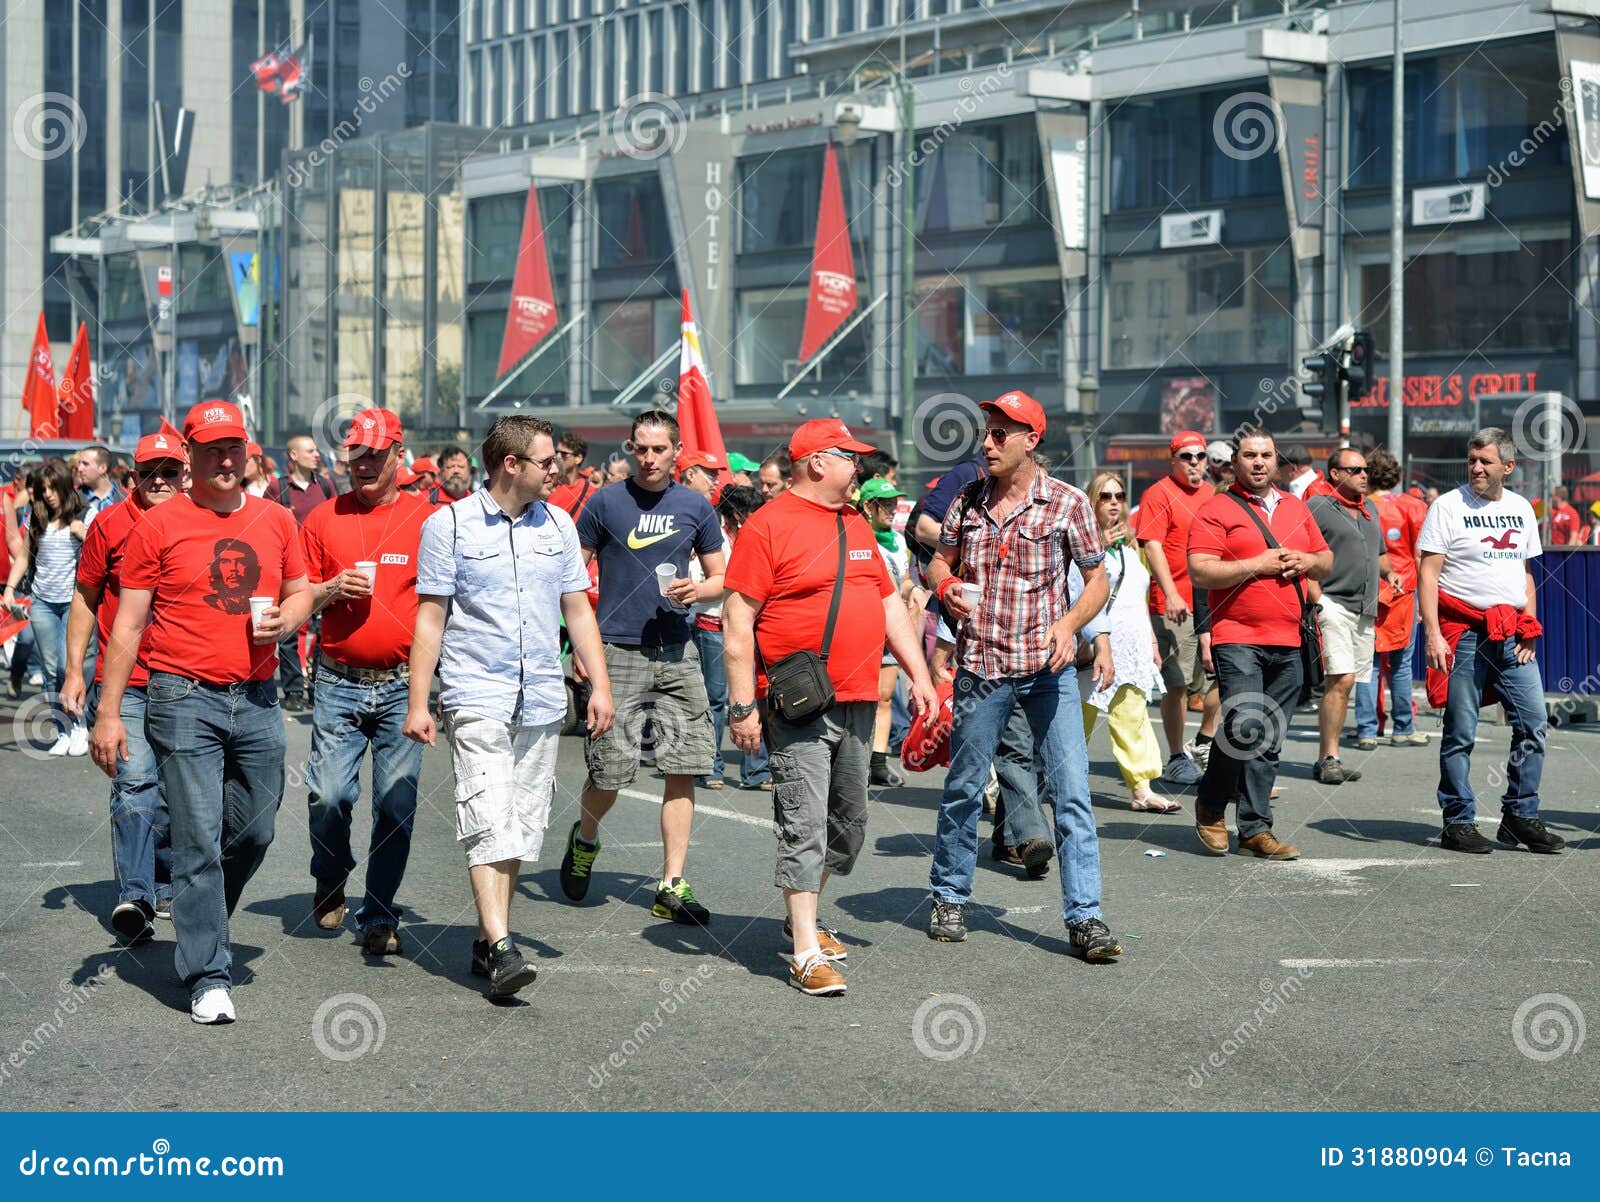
[1356,448,1429,748]
[1187,427,1331,860]
[57,431,186,947]
[92,399,312,1025]
[1135,431,1217,783]
[723,419,935,997]
[1548,485,1580,546]
[546,431,594,518]
[298,408,434,957]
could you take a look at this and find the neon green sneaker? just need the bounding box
[559,822,600,901]
[651,877,711,925]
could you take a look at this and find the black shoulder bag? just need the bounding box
[759,513,846,724]
[1225,492,1322,701]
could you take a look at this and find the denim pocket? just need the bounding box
[146,675,195,703]
[453,771,494,842]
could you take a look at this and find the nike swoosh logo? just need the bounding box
[627,530,675,550]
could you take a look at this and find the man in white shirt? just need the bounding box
[1278,445,1320,500]
[1417,428,1560,855]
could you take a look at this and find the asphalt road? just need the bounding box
[0,693,1595,1112]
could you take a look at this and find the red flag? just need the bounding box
[21,313,58,440]
[798,140,859,363]
[250,50,282,93]
[676,291,726,460]
[59,322,95,440]
[276,48,306,103]
[496,186,561,379]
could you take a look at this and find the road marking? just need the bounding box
[619,787,774,831]
[1280,957,1430,969]
[22,861,81,868]
[1273,857,1438,892]
[999,904,1050,916]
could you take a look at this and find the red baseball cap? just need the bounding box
[343,407,403,451]
[410,455,438,475]
[182,399,248,444]
[979,390,1046,435]
[677,449,725,475]
[1169,430,1207,455]
[788,418,876,461]
[135,431,186,464]
[246,441,263,457]
[394,464,420,487]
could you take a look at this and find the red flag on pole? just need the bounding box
[676,290,726,460]
[59,322,95,440]
[21,313,59,439]
[798,140,859,364]
[495,185,561,379]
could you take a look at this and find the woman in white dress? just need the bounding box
[1072,472,1177,812]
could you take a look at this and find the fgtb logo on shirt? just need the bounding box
[848,549,873,561]
[627,513,679,550]
[379,553,408,565]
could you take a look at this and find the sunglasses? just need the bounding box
[137,466,184,481]
[1097,490,1127,502]
[983,427,1024,446]
[1175,451,1207,463]
[1333,464,1370,474]
[513,453,558,471]
[819,449,857,461]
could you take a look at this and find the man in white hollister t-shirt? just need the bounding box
[1417,428,1562,856]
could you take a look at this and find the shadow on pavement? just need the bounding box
[1096,819,1209,856]
[70,941,264,1013]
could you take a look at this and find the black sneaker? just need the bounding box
[869,752,905,788]
[1018,837,1054,879]
[110,899,155,946]
[283,690,308,713]
[652,877,711,925]
[486,937,538,997]
[558,821,600,901]
[1440,822,1495,854]
[1066,917,1123,961]
[1313,757,1361,784]
[153,897,172,921]
[1496,814,1566,854]
[470,939,491,978]
[927,900,967,943]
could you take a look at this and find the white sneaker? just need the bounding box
[27,670,44,687]
[47,733,72,757]
[191,988,236,1025]
[67,724,89,757]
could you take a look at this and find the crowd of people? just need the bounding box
[0,390,1563,1021]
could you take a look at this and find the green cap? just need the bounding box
[726,451,760,473]
[857,477,907,504]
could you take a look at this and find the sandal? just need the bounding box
[1131,788,1182,814]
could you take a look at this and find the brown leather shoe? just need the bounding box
[1195,816,1229,855]
[990,842,1025,866]
[789,953,847,996]
[1235,832,1300,860]
[783,919,848,962]
[362,924,402,955]
[312,889,346,931]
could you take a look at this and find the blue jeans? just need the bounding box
[144,672,285,999]
[693,626,726,783]
[29,597,72,736]
[931,667,1102,925]
[1437,627,1546,824]
[890,678,911,748]
[990,704,1052,847]
[1354,648,1416,738]
[305,670,422,929]
[1198,643,1301,840]
[88,684,172,909]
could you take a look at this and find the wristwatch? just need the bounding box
[729,700,759,721]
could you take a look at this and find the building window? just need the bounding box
[673,6,690,93]
[625,15,641,97]
[509,39,526,124]
[1347,42,1570,187]
[592,298,679,389]
[648,9,665,93]
[808,0,825,39]
[916,271,1064,378]
[723,0,741,85]
[578,26,594,110]
[736,288,870,385]
[1101,246,1294,369]
[753,2,770,82]
[1351,229,1570,355]
[917,118,1046,232]
[468,311,568,400]
[697,0,716,90]
[868,0,885,26]
[554,30,570,115]
[532,37,547,120]
[738,145,871,253]
[1108,86,1281,211]
[838,0,855,34]
[468,187,575,285]
[595,176,673,266]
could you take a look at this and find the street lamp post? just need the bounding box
[1388,0,1406,461]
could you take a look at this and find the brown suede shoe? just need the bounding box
[1195,816,1229,855]
[312,889,346,931]
[362,924,402,956]
[789,953,847,996]
[1235,832,1300,860]
[990,842,1025,866]
[783,919,848,962]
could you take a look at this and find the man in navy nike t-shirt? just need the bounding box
[567,410,726,925]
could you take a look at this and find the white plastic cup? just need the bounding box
[248,595,273,633]
[960,583,981,611]
[355,560,378,587]
[655,563,677,597]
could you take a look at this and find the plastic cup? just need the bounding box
[960,583,981,611]
[655,563,677,597]
[356,560,378,587]
[248,595,273,633]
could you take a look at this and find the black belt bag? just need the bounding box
[759,514,846,725]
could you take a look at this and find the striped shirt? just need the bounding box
[31,524,81,603]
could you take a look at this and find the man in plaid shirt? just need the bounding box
[923,391,1124,961]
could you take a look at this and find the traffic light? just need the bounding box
[1346,331,1376,402]
[1300,350,1341,432]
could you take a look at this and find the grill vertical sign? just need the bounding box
[797,140,859,364]
[496,185,561,380]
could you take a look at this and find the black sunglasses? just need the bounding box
[137,466,184,480]
[1175,451,1207,463]
[1098,490,1127,501]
